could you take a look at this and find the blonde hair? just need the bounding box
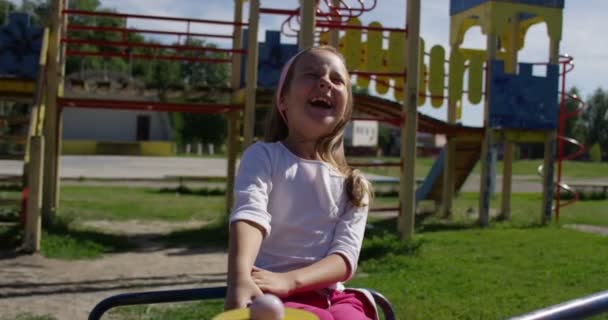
[264,46,371,207]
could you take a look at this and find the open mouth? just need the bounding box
[308,97,333,109]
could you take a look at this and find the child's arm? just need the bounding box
[225,220,265,310]
[251,253,350,297]
[225,143,273,309]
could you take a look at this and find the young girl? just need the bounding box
[225,46,375,320]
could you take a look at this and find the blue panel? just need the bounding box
[0,13,43,79]
[488,60,559,130]
[450,0,564,16]
[240,30,299,89]
[415,147,446,203]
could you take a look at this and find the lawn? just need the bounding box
[2,186,608,319]
[349,156,608,180]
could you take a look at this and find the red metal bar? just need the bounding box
[259,7,299,15]
[66,50,232,63]
[68,24,234,39]
[316,22,406,33]
[63,9,248,26]
[58,97,243,114]
[62,38,245,54]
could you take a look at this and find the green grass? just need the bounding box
[473,159,608,179]
[105,214,608,320]
[349,156,608,180]
[2,186,608,319]
[351,220,608,319]
[60,185,225,221]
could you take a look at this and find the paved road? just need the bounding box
[1,156,605,193]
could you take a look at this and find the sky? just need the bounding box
[7,0,607,127]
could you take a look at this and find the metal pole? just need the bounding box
[399,0,421,240]
[509,290,608,320]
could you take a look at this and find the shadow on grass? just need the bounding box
[361,217,425,263]
[40,218,137,259]
[163,219,229,254]
[0,213,231,260]
[0,183,22,191]
[0,224,23,257]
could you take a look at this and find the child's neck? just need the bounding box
[282,137,318,160]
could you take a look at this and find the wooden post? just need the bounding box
[226,0,245,216]
[541,38,560,224]
[42,0,64,225]
[478,34,498,227]
[500,14,520,220]
[243,0,259,147]
[299,0,316,49]
[440,42,460,218]
[399,0,421,240]
[328,0,340,48]
[24,136,43,253]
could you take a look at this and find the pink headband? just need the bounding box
[275,49,309,124]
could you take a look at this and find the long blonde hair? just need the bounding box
[264,46,371,207]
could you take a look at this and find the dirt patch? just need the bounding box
[563,224,608,236]
[0,220,228,320]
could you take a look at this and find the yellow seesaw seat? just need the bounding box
[213,307,318,320]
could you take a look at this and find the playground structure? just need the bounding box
[0,0,585,250]
[2,1,607,319]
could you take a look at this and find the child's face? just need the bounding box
[281,49,349,139]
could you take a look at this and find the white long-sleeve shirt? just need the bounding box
[229,141,369,284]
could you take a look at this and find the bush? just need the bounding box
[589,144,602,162]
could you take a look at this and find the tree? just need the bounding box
[580,88,608,160]
[0,0,17,25]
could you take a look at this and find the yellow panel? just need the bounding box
[0,79,36,94]
[418,64,426,106]
[343,18,363,70]
[456,99,463,120]
[62,140,97,155]
[448,48,465,103]
[356,74,371,89]
[366,21,384,71]
[375,50,390,95]
[356,41,370,88]
[450,2,563,46]
[468,54,483,105]
[417,39,426,106]
[429,45,446,108]
[495,130,547,143]
[318,31,329,46]
[387,30,406,73]
[140,141,174,156]
[394,77,404,101]
[375,76,390,95]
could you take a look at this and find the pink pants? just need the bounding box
[282,289,376,320]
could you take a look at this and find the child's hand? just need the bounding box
[251,266,296,298]
[224,276,263,310]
